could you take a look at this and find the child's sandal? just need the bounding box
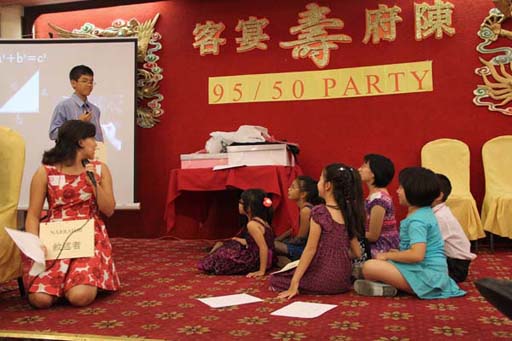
[354,279,397,297]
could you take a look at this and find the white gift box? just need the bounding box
[180,153,229,169]
[227,144,294,166]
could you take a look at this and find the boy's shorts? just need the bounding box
[447,257,471,282]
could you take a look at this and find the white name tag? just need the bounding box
[39,219,94,260]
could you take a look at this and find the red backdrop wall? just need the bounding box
[33,0,511,238]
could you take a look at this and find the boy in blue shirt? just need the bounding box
[49,65,103,142]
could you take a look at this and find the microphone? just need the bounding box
[81,159,97,186]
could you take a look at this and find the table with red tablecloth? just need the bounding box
[164,165,303,235]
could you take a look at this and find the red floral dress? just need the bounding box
[23,162,120,296]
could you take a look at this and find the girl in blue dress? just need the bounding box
[354,167,466,299]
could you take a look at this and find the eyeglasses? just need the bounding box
[77,80,96,85]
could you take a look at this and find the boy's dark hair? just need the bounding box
[436,173,452,202]
[364,154,395,187]
[398,167,440,207]
[296,175,324,205]
[323,163,365,240]
[240,189,273,224]
[42,120,96,165]
[69,65,94,81]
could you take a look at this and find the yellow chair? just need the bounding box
[481,135,512,240]
[0,126,25,291]
[421,138,485,240]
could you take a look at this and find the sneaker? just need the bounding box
[354,279,397,297]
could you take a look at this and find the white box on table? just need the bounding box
[227,144,294,166]
[180,153,228,169]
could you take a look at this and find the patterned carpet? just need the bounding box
[0,238,511,341]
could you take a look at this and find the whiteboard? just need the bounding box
[0,39,138,209]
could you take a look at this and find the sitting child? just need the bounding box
[433,173,476,282]
[270,163,364,298]
[354,167,466,299]
[197,189,276,277]
[358,154,399,258]
[274,176,322,263]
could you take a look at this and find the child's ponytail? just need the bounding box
[323,163,365,240]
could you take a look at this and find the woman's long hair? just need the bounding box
[323,163,365,240]
[42,120,96,165]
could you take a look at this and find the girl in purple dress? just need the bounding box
[197,189,276,278]
[358,154,400,259]
[269,163,366,298]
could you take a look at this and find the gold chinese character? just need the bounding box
[235,16,270,53]
[280,3,352,68]
[193,21,227,56]
[415,0,456,41]
[363,4,403,44]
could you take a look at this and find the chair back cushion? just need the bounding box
[0,126,25,282]
[421,138,470,196]
[482,135,512,194]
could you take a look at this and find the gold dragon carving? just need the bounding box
[48,13,164,127]
[474,1,512,115]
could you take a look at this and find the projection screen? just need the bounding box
[0,38,138,209]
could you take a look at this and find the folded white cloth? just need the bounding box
[206,125,270,153]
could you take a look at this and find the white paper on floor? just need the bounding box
[271,301,337,318]
[197,293,263,308]
[270,259,299,275]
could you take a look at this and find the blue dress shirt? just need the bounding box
[49,93,103,141]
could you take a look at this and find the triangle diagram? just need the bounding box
[0,70,39,113]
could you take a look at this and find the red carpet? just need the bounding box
[1,238,511,340]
